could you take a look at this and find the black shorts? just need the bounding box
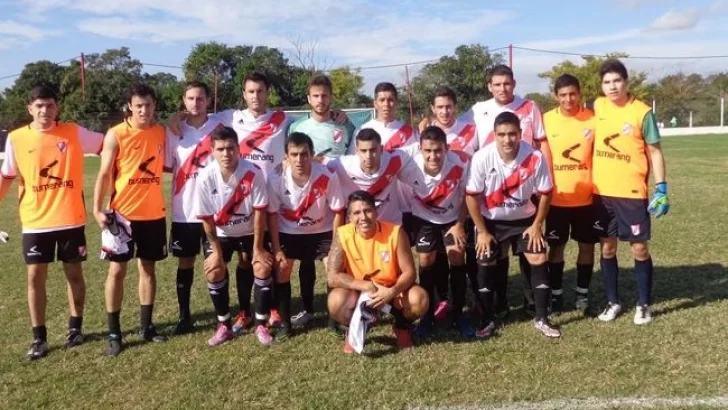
[592,195,651,242]
[108,218,168,263]
[411,216,457,253]
[545,205,599,246]
[170,222,205,257]
[22,226,87,265]
[401,212,417,244]
[478,216,545,258]
[280,231,332,261]
[203,235,255,263]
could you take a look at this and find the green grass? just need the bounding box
[1,135,728,410]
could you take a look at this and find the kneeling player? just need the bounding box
[327,191,429,352]
[196,127,274,346]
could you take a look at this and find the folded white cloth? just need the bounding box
[348,292,392,354]
[100,211,132,259]
[0,230,8,243]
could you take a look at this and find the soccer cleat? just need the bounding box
[139,325,167,343]
[393,327,414,350]
[575,294,589,311]
[413,314,435,339]
[551,295,564,315]
[26,339,48,361]
[328,320,346,339]
[494,307,510,320]
[534,318,561,338]
[598,302,622,322]
[454,315,476,338]
[173,318,194,336]
[105,334,123,357]
[276,324,293,340]
[65,328,84,348]
[208,323,234,346]
[634,305,653,325]
[232,311,253,336]
[475,321,496,339]
[433,300,450,322]
[268,309,282,328]
[343,333,355,354]
[254,325,273,345]
[291,310,315,327]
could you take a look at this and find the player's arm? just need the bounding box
[92,130,119,228]
[643,111,669,217]
[0,175,13,202]
[326,234,374,292]
[266,180,288,270]
[200,217,225,274]
[0,136,18,202]
[252,172,270,254]
[524,153,553,252]
[464,154,495,257]
[368,228,416,309]
[77,125,104,155]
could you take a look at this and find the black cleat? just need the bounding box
[65,328,84,348]
[327,320,346,339]
[140,325,167,343]
[276,324,293,340]
[26,339,48,361]
[173,318,195,336]
[105,334,123,357]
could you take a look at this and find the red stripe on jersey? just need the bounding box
[419,165,464,207]
[367,156,402,197]
[482,100,535,146]
[450,124,476,152]
[173,123,225,195]
[215,170,257,226]
[451,150,471,163]
[484,152,538,209]
[238,110,287,156]
[280,174,331,222]
[383,124,414,152]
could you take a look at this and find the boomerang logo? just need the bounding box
[191,150,209,169]
[39,160,62,181]
[226,185,249,216]
[138,156,157,176]
[603,133,621,153]
[245,134,267,153]
[562,143,582,163]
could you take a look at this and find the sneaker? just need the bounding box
[254,325,273,345]
[65,328,84,348]
[26,339,48,361]
[575,294,589,311]
[413,314,434,339]
[598,302,622,322]
[232,311,252,336]
[208,323,234,346]
[454,315,476,338]
[105,334,123,357]
[433,300,449,322]
[534,318,561,338]
[291,310,315,327]
[475,321,496,339]
[268,309,282,328]
[140,325,167,343]
[173,318,194,336]
[551,295,564,315]
[393,327,414,350]
[634,305,653,325]
[276,324,293,340]
[343,333,354,354]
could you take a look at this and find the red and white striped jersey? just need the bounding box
[348,119,418,154]
[466,141,552,221]
[428,117,479,157]
[464,96,546,149]
[411,150,470,224]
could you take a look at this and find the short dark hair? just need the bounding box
[243,71,270,90]
[488,64,514,83]
[432,86,457,105]
[347,190,376,211]
[374,82,397,99]
[307,74,332,94]
[185,81,210,97]
[355,128,382,145]
[553,74,581,94]
[285,132,314,154]
[420,126,447,144]
[599,59,629,81]
[28,84,58,104]
[493,111,521,130]
[127,83,157,104]
[210,126,239,145]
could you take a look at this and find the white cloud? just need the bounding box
[650,9,702,31]
[0,19,60,50]
[520,29,642,50]
[711,0,728,12]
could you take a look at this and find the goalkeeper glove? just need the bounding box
[647,182,670,218]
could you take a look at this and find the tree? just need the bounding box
[525,92,556,113]
[329,67,365,108]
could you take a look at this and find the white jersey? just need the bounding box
[411,150,470,224]
[213,109,293,176]
[196,159,268,237]
[464,96,546,149]
[348,119,418,154]
[267,162,345,235]
[330,150,426,225]
[168,119,227,223]
[466,141,552,221]
[440,117,479,157]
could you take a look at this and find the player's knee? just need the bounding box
[205,266,227,283]
[107,263,126,281]
[178,257,196,270]
[252,262,272,279]
[548,244,565,262]
[138,259,156,277]
[630,241,650,260]
[446,247,465,266]
[27,268,46,287]
[525,252,547,266]
[327,288,356,324]
[600,240,618,259]
[418,252,437,268]
[577,243,595,263]
[404,285,429,319]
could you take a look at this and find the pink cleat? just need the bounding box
[208,323,234,346]
[434,300,450,321]
[255,325,273,345]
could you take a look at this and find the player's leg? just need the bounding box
[170,222,203,335]
[292,258,316,327]
[474,241,507,339]
[464,219,480,313]
[105,258,128,356]
[22,232,54,360]
[412,217,438,337]
[433,252,450,320]
[274,253,295,338]
[392,285,429,349]
[245,235,274,345]
[524,248,560,338]
[446,241,474,337]
[232,252,254,335]
[56,226,88,348]
[204,239,235,346]
[327,287,359,353]
[593,195,623,322]
[631,240,653,325]
[569,205,598,314]
[135,218,168,343]
[546,206,569,314]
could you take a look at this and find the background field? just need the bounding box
[1,135,727,410]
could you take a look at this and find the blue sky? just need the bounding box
[1,0,727,96]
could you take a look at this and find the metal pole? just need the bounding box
[689,111,693,127]
[721,97,725,128]
[80,53,86,101]
[652,97,656,114]
[509,44,513,69]
[404,65,414,126]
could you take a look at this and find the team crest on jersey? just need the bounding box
[379,250,390,263]
[78,246,86,257]
[584,129,593,140]
[239,183,249,195]
[519,169,528,180]
[631,224,641,236]
[333,129,344,143]
[57,141,67,153]
[622,123,633,135]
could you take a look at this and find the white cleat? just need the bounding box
[598,302,622,322]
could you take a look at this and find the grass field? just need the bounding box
[1,134,728,410]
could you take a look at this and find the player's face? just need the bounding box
[601,72,629,104]
[431,96,455,126]
[286,143,312,176]
[348,200,377,235]
[183,87,208,116]
[128,95,156,126]
[555,85,581,114]
[355,140,382,172]
[374,91,397,122]
[307,85,331,115]
[27,98,58,127]
[244,80,269,112]
[494,123,521,159]
[488,75,516,105]
[420,139,446,174]
[212,138,239,169]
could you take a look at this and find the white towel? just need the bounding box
[348,292,392,354]
[100,211,132,259]
[0,230,8,243]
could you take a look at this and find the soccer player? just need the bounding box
[592,59,669,325]
[542,74,598,314]
[409,126,474,338]
[196,126,274,346]
[0,85,103,360]
[327,190,429,353]
[93,84,172,356]
[465,112,560,339]
[267,132,346,338]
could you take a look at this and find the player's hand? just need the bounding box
[94,211,109,229]
[648,182,670,218]
[445,223,467,249]
[418,116,431,132]
[332,110,349,125]
[203,252,225,275]
[252,247,274,272]
[274,250,288,272]
[166,111,188,136]
[475,231,495,260]
[523,223,546,253]
[367,282,397,309]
